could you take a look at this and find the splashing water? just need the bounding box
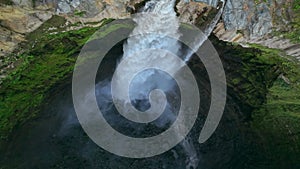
[123,0,181,59]
[183,0,226,62]
[114,0,225,169]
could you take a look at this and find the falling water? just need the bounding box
[120,0,224,168]
[123,0,226,63]
[183,0,226,62]
[123,0,181,59]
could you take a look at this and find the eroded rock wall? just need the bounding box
[196,0,294,38]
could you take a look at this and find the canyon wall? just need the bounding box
[0,0,299,80]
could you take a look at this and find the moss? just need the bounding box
[0,18,123,140]
[0,31,89,140]
[214,41,300,167]
[74,10,87,17]
[211,38,281,115]
[26,15,67,42]
[250,44,300,168]
[273,0,300,43]
[294,0,300,10]
[0,0,13,5]
[31,0,36,7]
[89,23,133,42]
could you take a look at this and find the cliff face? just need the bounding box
[0,0,139,82]
[0,1,300,168]
[0,0,131,57]
[0,0,298,104]
[194,0,300,60]
[0,18,297,169]
[1,0,299,82]
[0,0,298,57]
[196,0,294,38]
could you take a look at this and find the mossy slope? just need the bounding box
[0,17,119,140]
[250,45,300,168]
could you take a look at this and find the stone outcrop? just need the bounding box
[177,1,213,25]
[214,22,300,59]
[0,0,149,57]
[0,6,52,56]
[195,0,300,60]
[0,0,299,79]
[0,6,52,34]
[195,0,294,39]
[0,0,128,81]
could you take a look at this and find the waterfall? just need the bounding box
[123,0,226,63]
[122,2,200,167]
[183,0,226,62]
[123,0,180,59]
[112,0,226,168]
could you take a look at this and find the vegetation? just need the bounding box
[250,44,300,168]
[0,17,118,140]
[212,38,281,113]
[74,10,87,17]
[0,12,299,167]
[254,0,268,4]
[294,0,300,10]
[0,0,13,5]
[273,0,300,43]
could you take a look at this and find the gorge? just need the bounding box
[0,0,300,169]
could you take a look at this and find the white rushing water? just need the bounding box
[183,0,226,62]
[123,0,181,59]
[114,0,226,168]
[122,0,198,168]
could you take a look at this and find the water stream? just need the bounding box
[114,0,226,168]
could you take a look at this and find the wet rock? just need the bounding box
[0,26,25,57]
[11,0,33,8]
[177,0,213,25]
[196,0,292,39]
[250,3,273,38]
[57,0,72,13]
[195,0,219,7]
[222,0,272,38]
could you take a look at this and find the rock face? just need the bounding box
[0,0,296,57]
[193,0,300,60]
[0,26,24,58]
[0,6,51,54]
[0,21,282,169]
[223,0,272,38]
[195,0,293,39]
[0,0,145,57]
[0,6,52,34]
[0,0,140,79]
[177,1,213,26]
[0,0,299,80]
[195,0,219,7]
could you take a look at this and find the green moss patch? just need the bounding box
[273,0,300,43]
[250,44,300,168]
[0,18,122,140]
[0,0,13,5]
[212,38,281,114]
